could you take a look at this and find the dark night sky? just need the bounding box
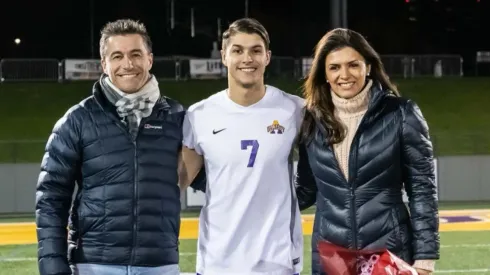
[1,0,489,63]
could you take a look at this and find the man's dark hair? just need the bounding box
[99,19,153,58]
[222,18,270,50]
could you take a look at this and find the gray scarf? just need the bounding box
[100,74,160,138]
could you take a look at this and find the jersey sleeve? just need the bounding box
[293,96,305,134]
[183,112,203,155]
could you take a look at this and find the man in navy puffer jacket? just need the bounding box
[35,19,204,275]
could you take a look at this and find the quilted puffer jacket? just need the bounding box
[295,82,440,275]
[35,81,200,275]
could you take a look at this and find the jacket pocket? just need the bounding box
[161,204,180,238]
[75,204,85,237]
[166,216,179,235]
[390,207,402,250]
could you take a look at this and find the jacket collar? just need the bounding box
[367,80,390,110]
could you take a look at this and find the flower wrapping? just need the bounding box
[317,241,418,275]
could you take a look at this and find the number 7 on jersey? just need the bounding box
[241,140,259,167]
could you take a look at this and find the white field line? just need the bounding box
[435,269,490,273]
[441,243,490,248]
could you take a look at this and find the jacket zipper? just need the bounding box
[345,104,374,250]
[100,112,140,265]
[109,119,139,265]
[336,91,386,251]
[347,128,361,250]
[129,118,145,265]
[345,93,384,250]
[101,118,139,264]
[329,130,361,250]
[94,96,167,265]
[130,137,138,265]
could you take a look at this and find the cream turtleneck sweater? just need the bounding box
[330,79,435,272]
[331,80,372,180]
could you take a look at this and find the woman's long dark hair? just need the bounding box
[301,28,400,145]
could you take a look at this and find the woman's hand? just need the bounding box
[414,268,432,275]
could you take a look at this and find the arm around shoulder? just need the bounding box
[179,111,205,192]
[295,142,318,211]
[178,146,204,192]
[401,100,440,261]
[36,107,82,275]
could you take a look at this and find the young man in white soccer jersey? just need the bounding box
[179,18,304,275]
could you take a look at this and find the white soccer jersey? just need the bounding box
[183,86,304,275]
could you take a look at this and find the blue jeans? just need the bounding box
[72,264,180,275]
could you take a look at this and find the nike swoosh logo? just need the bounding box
[212,128,226,134]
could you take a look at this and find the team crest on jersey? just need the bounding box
[267,120,285,134]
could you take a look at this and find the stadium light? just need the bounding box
[190,8,195,38]
[245,0,249,17]
[90,0,95,58]
[170,0,175,29]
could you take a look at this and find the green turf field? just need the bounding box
[1,202,490,274]
[1,232,489,275]
[2,201,490,223]
[0,77,490,163]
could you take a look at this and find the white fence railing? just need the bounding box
[0,59,63,82]
[0,55,463,83]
